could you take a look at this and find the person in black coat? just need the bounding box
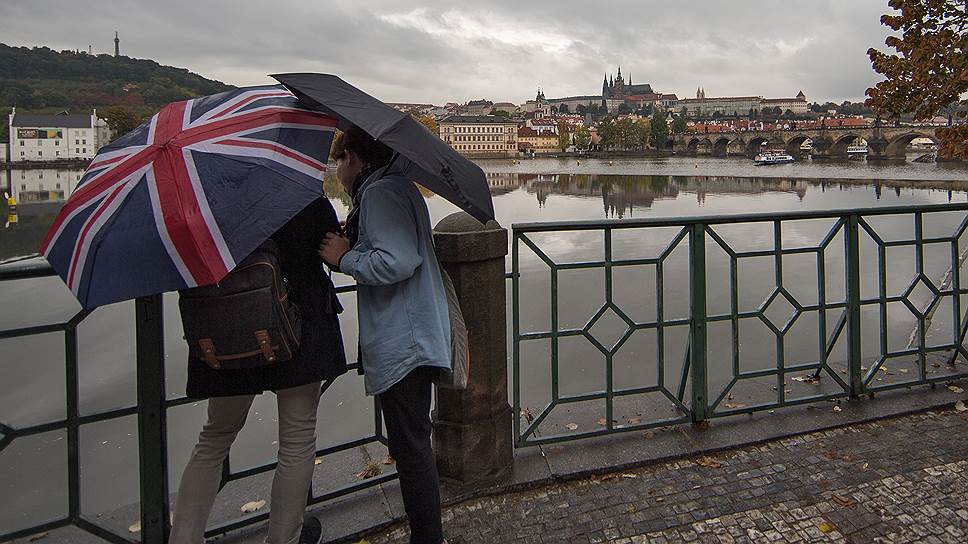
[170,197,347,544]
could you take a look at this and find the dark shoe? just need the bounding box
[299,516,322,544]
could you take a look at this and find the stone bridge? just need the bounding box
[670,126,940,160]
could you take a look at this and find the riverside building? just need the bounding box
[8,109,111,163]
[439,115,519,158]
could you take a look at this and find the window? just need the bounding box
[20,151,24,157]
[21,184,26,190]
[76,139,80,145]
[55,140,60,146]
[82,139,87,145]
[56,183,61,189]
[20,141,24,146]
[38,151,43,157]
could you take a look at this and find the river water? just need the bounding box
[2,156,967,532]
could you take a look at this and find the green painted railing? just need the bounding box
[512,203,968,447]
[0,262,384,544]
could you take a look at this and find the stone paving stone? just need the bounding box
[358,409,968,543]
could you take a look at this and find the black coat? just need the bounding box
[186,197,348,398]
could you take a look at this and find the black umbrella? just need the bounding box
[271,73,495,224]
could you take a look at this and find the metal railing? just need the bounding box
[512,203,968,447]
[0,260,388,544]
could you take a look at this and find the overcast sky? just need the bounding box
[1,1,895,105]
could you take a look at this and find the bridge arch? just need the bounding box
[746,137,769,157]
[885,131,939,159]
[686,137,701,154]
[830,134,863,158]
[712,137,731,157]
[784,135,811,156]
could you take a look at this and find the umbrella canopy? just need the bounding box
[41,85,338,309]
[272,73,495,224]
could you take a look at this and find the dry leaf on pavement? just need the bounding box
[819,521,837,533]
[355,461,382,480]
[128,521,141,533]
[29,532,50,541]
[955,400,967,412]
[383,455,395,465]
[695,456,723,469]
[241,499,266,513]
[831,494,854,507]
[949,385,965,394]
[596,418,608,426]
[833,406,843,412]
[565,422,579,431]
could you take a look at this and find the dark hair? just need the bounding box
[331,126,393,169]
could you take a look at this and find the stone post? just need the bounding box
[431,212,513,483]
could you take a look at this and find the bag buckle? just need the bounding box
[255,330,275,362]
[198,338,220,369]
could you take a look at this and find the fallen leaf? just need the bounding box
[621,473,639,479]
[948,385,965,394]
[642,431,654,439]
[314,458,322,465]
[29,532,50,541]
[383,455,395,465]
[955,400,967,412]
[241,499,266,513]
[833,406,843,413]
[655,497,665,503]
[596,418,608,427]
[862,462,870,470]
[695,456,723,469]
[819,521,837,533]
[831,494,855,507]
[565,422,579,431]
[626,505,637,513]
[626,416,642,425]
[521,407,535,424]
[899,368,909,374]
[724,403,747,409]
[128,520,141,533]
[355,461,383,480]
[932,363,942,368]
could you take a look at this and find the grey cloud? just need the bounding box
[0,0,894,104]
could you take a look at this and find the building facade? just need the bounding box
[9,109,111,163]
[679,88,808,117]
[517,126,559,154]
[438,115,519,158]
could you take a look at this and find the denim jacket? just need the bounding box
[338,166,451,395]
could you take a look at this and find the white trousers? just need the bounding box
[168,381,321,544]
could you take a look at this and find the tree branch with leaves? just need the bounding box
[866,0,968,158]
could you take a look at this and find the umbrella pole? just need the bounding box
[136,294,171,544]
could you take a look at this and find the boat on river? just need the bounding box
[753,149,795,165]
[847,144,868,157]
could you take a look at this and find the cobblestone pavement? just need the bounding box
[360,407,968,544]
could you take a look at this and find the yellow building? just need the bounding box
[438,115,519,158]
[517,126,559,154]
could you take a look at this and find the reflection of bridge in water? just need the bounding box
[486,172,810,218]
[671,126,942,160]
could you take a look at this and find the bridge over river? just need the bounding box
[671,126,941,160]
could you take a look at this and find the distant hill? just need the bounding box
[0,43,234,139]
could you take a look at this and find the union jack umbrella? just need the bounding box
[41,85,338,309]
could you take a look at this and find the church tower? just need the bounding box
[114,31,120,57]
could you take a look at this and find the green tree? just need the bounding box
[672,114,688,134]
[650,110,669,149]
[597,117,616,149]
[573,125,591,149]
[635,118,651,148]
[557,120,570,150]
[491,109,511,118]
[867,0,968,158]
[99,105,145,139]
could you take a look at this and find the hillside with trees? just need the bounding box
[0,43,234,140]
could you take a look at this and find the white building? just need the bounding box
[8,109,112,163]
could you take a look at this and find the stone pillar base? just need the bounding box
[433,405,513,483]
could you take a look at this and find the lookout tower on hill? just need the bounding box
[114,31,120,57]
